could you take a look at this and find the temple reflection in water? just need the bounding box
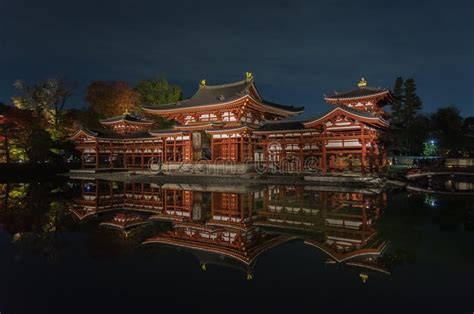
[69,179,392,280]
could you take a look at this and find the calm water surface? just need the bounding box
[0,177,473,314]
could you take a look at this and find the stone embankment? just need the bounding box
[67,169,397,188]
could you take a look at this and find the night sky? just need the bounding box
[1,0,473,118]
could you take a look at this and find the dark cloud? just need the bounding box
[1,0,473,116]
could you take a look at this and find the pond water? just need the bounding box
[0,177,473,314]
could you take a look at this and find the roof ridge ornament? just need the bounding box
[199,79,206,88]
[245,72,253,82]
[358,77,367,88]
[123,108,129,115]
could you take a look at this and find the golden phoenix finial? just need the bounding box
[245,72,253,81]
[358,77,367,88]
[199,79,206,88]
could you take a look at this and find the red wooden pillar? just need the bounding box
[281,134,286,171]
[226,136,230,160]
[162,137,166,163]
[173,137,176,162]
[299,134,304,172]
[322,141,327,175]
[360,124,366,174]
[239,133,244,162]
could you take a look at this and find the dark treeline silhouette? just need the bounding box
[388,77,473,157]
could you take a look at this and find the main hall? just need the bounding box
[70,73,393,174]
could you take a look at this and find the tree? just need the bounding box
[135,78,182,106]
[388,77,425,155]
[2,107,34,162]
[1,103,9,163]
[403,113,430,156]
[12,77,76,142]
[402,78,423,123]
[422,140,437,157]
[26,128,53,163]
[134,78,182,128]
[430,106,465,156]
[46,79,76,141]
[86,81,138,117]
[2,107,52,163]
[1,113,11,164]
[391,77,404,126]
[431,106,463,137]
[12,80,50,118]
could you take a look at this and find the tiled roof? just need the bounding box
[256,120,306,132]
[325,86,390,100]
[149,129,185,135]
[81,127,155,139]
[331,105,380,118]
[304,105,389,127]
[205,124,255,133]
[144,79,303,113]
[100,113,153,124]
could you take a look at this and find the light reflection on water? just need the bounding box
[0,178,473,314]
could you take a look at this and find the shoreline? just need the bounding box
[64,169,401,189]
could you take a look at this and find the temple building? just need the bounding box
[70,73,392,174]
[99,111,154,134]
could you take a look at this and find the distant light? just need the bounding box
[424,195,437,208]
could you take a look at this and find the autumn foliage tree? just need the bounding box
[86,81,139,117]
[2,107,52,163]
[0,104,9,163]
